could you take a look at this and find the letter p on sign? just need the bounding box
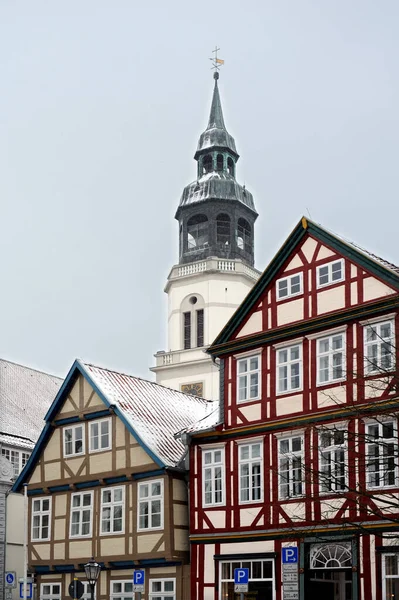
[282,547,298,563]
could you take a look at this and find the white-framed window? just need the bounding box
[277,344,302,394]
[89,418,111,453]
[319,428,347,493]
[1,448,31,478]
[317,259,344,288]
[138,479,163,531]
[149,579,175,600]
[278,435,303,499]
[237,355,260,403]
[63,423,84,457]
[70,491,93,537]
[364,320,395,374]
[100,486,124,534]
[40,583,61,600]
[110,581,133,600]
[32,496,51,541]
[382,554,399,600]
[220,560,274,598]
[203,447,225,506]
[277,273,303,300]
[317,333,345,385]
[238,442,263,503]
[366,420,397,489]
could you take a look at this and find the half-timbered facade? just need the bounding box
[188,217,399,600]
[12,359,212,600]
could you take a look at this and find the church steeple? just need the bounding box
[175,73,258,267]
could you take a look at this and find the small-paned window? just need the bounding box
[203,447,225,506]
[382,554,399,600]
[183,312,191,349]
[89,418,111,452]
[138,480,163,531]
[317,259,344,288]
[196,309,204,347]
[276,274,303,300]
[317,333,345,384]
[364,320,395,374]
[1,448,31,478]
[149,579,175,600]
[32,497,51,541]
[277,344,302,393]
[220,560,274,598]
[237,355,260,402]
[239,442,263,503]
[40,584,61,600]
[278,436,303,499]
[366,420,397,489]
[70,491,93,537]
[63,423,84,457]
[111,581,134,600]
[101,486,124,534]
[319,429,346,493]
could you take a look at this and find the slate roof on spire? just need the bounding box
[195,74,238,159]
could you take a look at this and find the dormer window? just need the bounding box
[277,274,303,300]
[317,259,344,288]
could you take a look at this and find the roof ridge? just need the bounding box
[80,360,211,403]
[0,358,62,380]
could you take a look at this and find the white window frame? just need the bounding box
[110,580,134,600]
[31,496,52,541]
[40,583,61,600]
[382,553,399,600]
[317,259,344,288]
[237,354,261,403]
[238,441,263,504]
[277,344,302,394]
[138,479,164,531]
[366,419,398,490]
[202,446,225,507]
[276,273,303,300]
[278,435,304,499]
[318,427,347,493]
[220,559,275,599]
[1,448,31,478]
[316,333,345,385]
[89,418,112,453]
[63,423,85,457]
[149,578,176,600]
[70,491,93,538]
[100,486,125,535]
[364,320,395,375]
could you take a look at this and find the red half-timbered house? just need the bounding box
[187,217,399,600]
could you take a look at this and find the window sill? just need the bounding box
[316,378,346,388]
[89,447,112,454]
[316,278,344,290]
[276,388,303,397]
[237,397,261,405]
[276,292,303,303]
[137,526,164,533]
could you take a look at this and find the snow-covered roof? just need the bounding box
[179,400,220,435]
[80,361,211,467]
[0,359,62,446]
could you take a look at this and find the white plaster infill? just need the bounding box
[165,257,260,291]
[153,346,212,369]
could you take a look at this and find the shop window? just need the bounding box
[220,559,274,598]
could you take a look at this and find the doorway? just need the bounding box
[306,570,352,600]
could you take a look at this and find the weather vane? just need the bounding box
[209,46,224,78]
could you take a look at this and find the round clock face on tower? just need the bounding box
[181,382,204,397]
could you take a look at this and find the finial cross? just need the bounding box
[209,46,224,72]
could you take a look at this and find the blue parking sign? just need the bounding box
[133,570,145,586]
[19,583,32,599]
[234,568,249,585]
[282,547,298,563]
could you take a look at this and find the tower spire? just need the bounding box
[207,72,226,130]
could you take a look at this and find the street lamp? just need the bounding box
[84,558,101,600]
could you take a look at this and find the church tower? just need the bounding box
[151,72,259,399]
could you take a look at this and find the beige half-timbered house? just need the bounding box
[12,359,212,600]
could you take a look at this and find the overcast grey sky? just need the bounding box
[0,0,398,379]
